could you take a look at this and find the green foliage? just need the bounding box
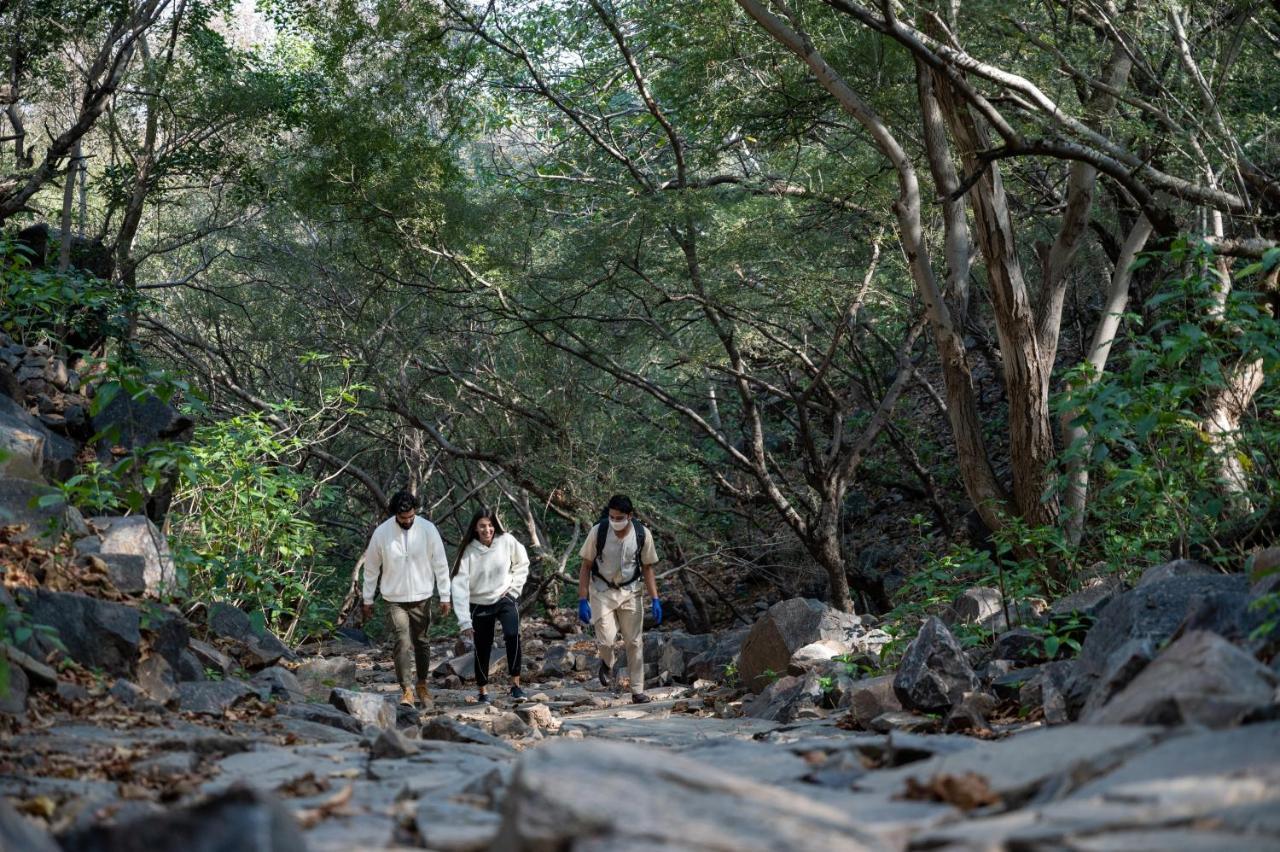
[1057,241,1280,567]
[0,236,137,347]
[169,413,340,639]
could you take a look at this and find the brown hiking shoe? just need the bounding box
[416,683,432,707]
[399,686,416,706]
[631,692,653,705]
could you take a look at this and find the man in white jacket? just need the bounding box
[361,490,451,707]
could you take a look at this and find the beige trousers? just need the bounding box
[590,583,645,695]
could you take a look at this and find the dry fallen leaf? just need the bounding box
[901,772,1001,811]
[17,795,57,819]
[277,772,331,798]
[294,783,355,829]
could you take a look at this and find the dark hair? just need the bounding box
[605,494,634,515]
[388,490,419,515]
[451,507,506,577]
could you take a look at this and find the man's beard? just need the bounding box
[396,520,413,530]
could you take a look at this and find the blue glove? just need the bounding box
[578,598,591,624]
[651,599,663,625]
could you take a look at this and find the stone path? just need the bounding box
[4,628,1279,852]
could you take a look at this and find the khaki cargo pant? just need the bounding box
[589,583,645,695]
[387,599,432,689]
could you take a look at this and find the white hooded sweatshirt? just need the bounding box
[362,515,450,605]
[452,532,530,630]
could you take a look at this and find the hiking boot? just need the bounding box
[598,661,612,688]
[631,692,653,705]
[416,683,433,708]
[399,686,416,706]
[477,691,491,704]
[510,685,527,702]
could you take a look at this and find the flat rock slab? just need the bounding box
[855,725,1164,805]
[678,740,814,785]
[559,715,779,747]
[203,744,367,795]
[493,739,884,851]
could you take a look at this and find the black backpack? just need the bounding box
[591,514,647,590]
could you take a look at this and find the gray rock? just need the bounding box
[488,710,532,738]
[893,617,980,713]
[329,687,396,729]
[688,624,751,682]
[240,631,294,670]
[136,655,179,706]
[944,691,997,732]
[1018,660,1075,725]
[95,553,148,596]
[85,515,177,596]
[842,674,903,729]
[0,393,75,482]
[515,703,556,730]
[421,716,514,750]
[857,724,1162,805]
[188,638,234,677]
[276,701,365,734]
[1080,638,1156,717]
[1069,574,1259,715]
[252,666,304,702]
[0,475,86,542]
[110,678,164,712]
[142,605,191,671]
[207,602,253,641]
[738,598,862,691]
[178,680,260,715]
[655,631,715,682]
[742,671,823,722]
[370,726,418,759]
[436,650,505,681]
[993,627,1048,664]
[943,586,1004,626]
[539,644,575,677]
[1085,631,1278,727]
[294,657,356,700]
[5,643,57,689]
[90,390,193,464]
[869,711,940,734]
[0,797,60,852]
[417,799,501,852]
[492,739,882,851]
[21,589,141,676]
[0,660,29,715]
[1048,576,1126,620]
[58,785,304,852]
[176,649,205,682]
[1137,559,1218,587]
[787,639,849,674]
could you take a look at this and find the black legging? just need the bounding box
[471,595,522,689]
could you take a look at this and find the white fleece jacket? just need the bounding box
[452,532,530,630]
[362,515,450,605]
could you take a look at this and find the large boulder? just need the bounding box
[21,589,141,676]
[205,602,295,669]
[1085,631,1278,727]
[738,598,861,691]
[655,631,715,683]
[893,616,979,714]
[492,739,881,851]
[0,393,75,481]
[84,515,177,596]
[57,785,304,852]
[1067,572,1259,715]
[1047,575,1126,620]
[0,476,87,542]
[942,586,1004,627]
[91,391,193,464]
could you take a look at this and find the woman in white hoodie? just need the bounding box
[452,508,530,703]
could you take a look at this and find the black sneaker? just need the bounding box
[598,661,612,688]
[477,692,490,704]
[631,692,652,705]
[510,686,527,702]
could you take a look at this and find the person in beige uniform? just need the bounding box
[577,494,662,704]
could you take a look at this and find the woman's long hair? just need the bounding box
[451,507,506,577]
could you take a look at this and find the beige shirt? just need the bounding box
[579,521,659,588]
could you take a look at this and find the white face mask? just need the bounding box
[609,517,629,532]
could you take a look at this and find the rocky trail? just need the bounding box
[3,577,1280,852]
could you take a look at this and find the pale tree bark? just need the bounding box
[1061,215,1154,545]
